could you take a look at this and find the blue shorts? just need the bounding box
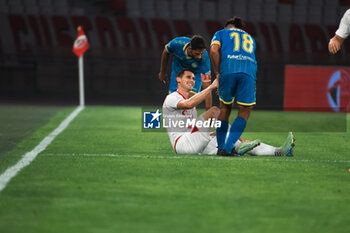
[219,73,256,106]
[169,70,202,94]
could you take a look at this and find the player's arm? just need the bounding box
[201,74,212,110]
[177,78,218,109]
[210,44,221,78]
[202,54,212,110]
[159,48,171,83]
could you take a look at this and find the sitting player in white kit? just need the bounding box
[162,68,295,156]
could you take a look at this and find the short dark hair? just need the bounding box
[189,35,207,50]
[176,68,194,78]
[225,17,244,29]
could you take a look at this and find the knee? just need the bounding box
[209,106,220,113]
[203,106,220,120]
[209,106,220,117]
[239,105,253,111]
[238,105,252,120]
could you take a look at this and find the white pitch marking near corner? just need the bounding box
[0,106,84,193]
[44,153,350,164]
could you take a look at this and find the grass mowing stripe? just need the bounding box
[0,106,84,192]
[43,152,350,164]
[0,105,64,158]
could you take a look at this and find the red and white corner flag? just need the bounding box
[73,26,89,107]
[73,26,89,57]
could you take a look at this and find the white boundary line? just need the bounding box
[0,106,84,192]
[44,152,350,164]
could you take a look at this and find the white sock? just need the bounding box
[247,142,279,156]
[234,140,242,150]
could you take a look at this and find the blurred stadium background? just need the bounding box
[0,0,349,110]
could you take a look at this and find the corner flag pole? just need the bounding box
[78,55,85,107]
[73,26,89,107]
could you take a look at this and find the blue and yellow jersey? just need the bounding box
[211,28,257,79]
[165,37,210,76]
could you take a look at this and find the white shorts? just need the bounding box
[175,131,211,154]
[174,114,212,154]
[175,135,243,155]
[201,136,218,155]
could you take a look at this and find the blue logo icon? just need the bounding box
[328,70,341,112]
[327,70,350,112]
[143,110,161,129]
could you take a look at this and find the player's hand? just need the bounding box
[213,74,220,96]
[328,38,340,54]
[211,77,219,89]
[328,36,343,54]
[158,72,167,84]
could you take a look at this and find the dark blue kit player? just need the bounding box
[158,35,212,110]
[210,17,258,156]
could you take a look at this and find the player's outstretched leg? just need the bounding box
[280,132,295,157]
[236,139,261,156]
[217,139,260,156]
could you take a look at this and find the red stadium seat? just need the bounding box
[8,15,28,51]
[116,17,140,48]
[289,24,305,56]
[28,16,42,46]
[259,23,273,52]
[95,17,117,48]
[173,20,192,37]
[304,24,328,57]
[272,23,283,53]
[245,22,260,53]
[39,16,53,46]
[151,19,173,49]
[51,15,73,47]
[138,18,152,48]
[205,20,222,38]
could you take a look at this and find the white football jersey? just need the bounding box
[336,9,350,39]
[162,91,197,148]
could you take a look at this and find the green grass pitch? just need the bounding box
[0,105,349,233]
